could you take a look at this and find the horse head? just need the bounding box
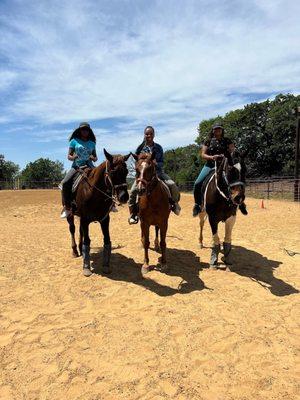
[221,150,247,206]
[104,149,130,204]
[132,152,157,196]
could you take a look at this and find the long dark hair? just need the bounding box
[136,126,155,154]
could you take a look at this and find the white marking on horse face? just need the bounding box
[138,162,147,190]
[234,162,241,172]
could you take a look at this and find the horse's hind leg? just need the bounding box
[199,211,206,249]
[154,226,160,252]
[68,215,79,257]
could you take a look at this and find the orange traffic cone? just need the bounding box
[261,199,265,209]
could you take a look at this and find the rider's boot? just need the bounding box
[128,205,139,225]
[192,203,202,217]
[239,202,248,215]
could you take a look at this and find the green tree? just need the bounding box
[196,93,299,177]
[21,158,64,188]
[0,154,20,180]
[164,144,202,184]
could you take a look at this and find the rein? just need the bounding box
[80,161,126,204]
[214,159,245,203]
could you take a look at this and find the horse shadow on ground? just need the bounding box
[90,247,211,297]
[228,246,299,297]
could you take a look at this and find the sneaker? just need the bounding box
[111,204,118,212]
[128,215,139,225]
[172,203,181,216]
[192,204,201,217]
[60,207,72,219]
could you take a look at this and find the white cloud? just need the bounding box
[0,0,299,159]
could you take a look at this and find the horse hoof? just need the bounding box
[102,266,112,275]
[209,264,218,270]
[83,268,92,277]
[72,251,79,258]
[141,265,150,275]
[221,256,233,265]
[199,243,204,249]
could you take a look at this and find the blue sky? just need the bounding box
[0,0,299,169]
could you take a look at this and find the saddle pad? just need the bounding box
[201,169,215,206]
[72,172,84,193]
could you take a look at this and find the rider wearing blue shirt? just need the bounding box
[60,122,97,218]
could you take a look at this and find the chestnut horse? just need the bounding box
[67,149,130,276]
[132,152,171,275]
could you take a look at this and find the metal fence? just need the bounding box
[1,177,300,201]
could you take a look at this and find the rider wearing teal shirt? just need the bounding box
[60,122,97,218]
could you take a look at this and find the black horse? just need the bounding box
[199,151,247,267]
[66,149,130,276]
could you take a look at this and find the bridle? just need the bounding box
[80,160,127,204]
[214,158,245,203]
[136,161,158,195]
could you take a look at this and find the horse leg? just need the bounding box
[100,215,112,274]
[223,215,236,266]
[141,222,150,275]
[158,222,168,272]
[79,222,83,256]
[199,211,206,249]
[154,225,160,252]
[81,219,92,277]
[68,214,79,257]
[208,216,220,268]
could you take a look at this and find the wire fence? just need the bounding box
[0,176,300,201]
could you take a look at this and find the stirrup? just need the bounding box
[128,215,139,225]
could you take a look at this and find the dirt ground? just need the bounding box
[0,190,299,400]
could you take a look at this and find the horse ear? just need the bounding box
[131,153,139,161]
[104,148,113,163]
[123,153,131,162]
[150,151,156,161]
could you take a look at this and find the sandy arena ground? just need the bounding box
[0,190,299,400]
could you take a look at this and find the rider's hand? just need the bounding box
[212,154,223,161]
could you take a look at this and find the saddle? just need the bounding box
[72,166,92,193]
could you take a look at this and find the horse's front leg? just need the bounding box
[208,215,220,268]
[81,219,92,277]
[141,221,150,275]
[68,214,79,257]
[100,215,112,274]
[154,225,160,252]
[223,215,236,265]
[159,222,168,272]
[199,211,206,249]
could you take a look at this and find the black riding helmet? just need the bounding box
[69,122,96,143]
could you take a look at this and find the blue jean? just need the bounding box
[193,165,213,205]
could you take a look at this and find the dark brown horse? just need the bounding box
[199,151,247,267]
[67,149,130,276]
[132,152,171,275]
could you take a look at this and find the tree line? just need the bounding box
[1,93,298,187]
[164,93,299,181]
